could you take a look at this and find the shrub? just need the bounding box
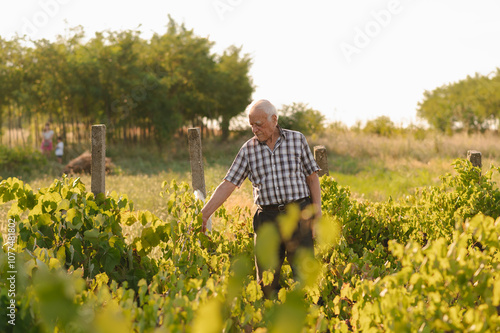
[363,116,397,137]
[0,146,46,177]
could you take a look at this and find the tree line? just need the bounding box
[0,17,254,150]
[2,15,498,152]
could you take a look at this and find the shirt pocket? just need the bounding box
[286,153,302,174]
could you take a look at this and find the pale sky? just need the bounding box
[2,0,500,126]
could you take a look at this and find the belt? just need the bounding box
[258,197,310,212]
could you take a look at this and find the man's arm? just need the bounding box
[306,171,322,227]
[200,180,237,232]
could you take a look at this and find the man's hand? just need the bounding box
[201,214,209,233]
[306,171,322,240]
[312,207,322,239]
[199,180,237,233]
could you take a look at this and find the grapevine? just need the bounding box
[0,159,499,332]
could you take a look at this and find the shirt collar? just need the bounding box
[277,125,285,138]
[273,125,285,149]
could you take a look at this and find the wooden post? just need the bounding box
[314,145,329,177]
[188,128,210,231]
[91,125,106,196]
[188,128,206,197]
[467,150,482,178]
[467,150,482,169]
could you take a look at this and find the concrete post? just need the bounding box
[91,125,106,196]
[314,145,329,177]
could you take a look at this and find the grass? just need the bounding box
[310,129,500,201]
[1,129,499,235]
[0,132,255,234]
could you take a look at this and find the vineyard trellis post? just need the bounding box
[467,150,482,168]
[188,127,211,230]
[314,145,329,177]
[91,124,106,196]
[188,128,206,197]
[467,150,482,176]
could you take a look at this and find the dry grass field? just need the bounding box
[310,129,500,201]
[1,129,499,236]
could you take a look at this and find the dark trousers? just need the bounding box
[253,197,314,298]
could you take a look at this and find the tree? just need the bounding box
[417,69,500,133]
[213,45,254,140]
[147,17,218,147]
[0,37,19,138]
[278,102,325,136]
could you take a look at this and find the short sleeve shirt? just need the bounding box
[224,126,320,206]
[43,130,54,140]
[55,142,64,156]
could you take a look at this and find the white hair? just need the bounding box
[246,99,278,121]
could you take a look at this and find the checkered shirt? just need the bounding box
[224,126,320,206]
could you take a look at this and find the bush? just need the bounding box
[0,146,47,177]
[363,116,397,137]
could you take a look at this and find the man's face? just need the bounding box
[249,108,277,143]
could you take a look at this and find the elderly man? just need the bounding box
[201,99,322,297]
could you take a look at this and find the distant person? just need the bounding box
[41,122,54,157]
[200,99,322,298]
[55,136,64,163]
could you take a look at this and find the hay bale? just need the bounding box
[63,151,115,175]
